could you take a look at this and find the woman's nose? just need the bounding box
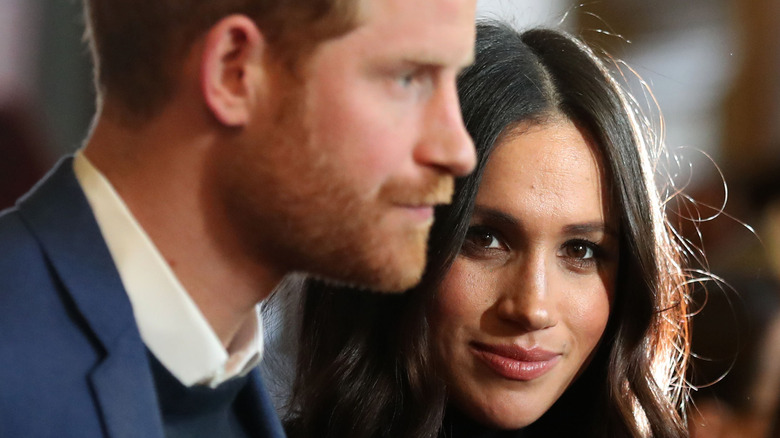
[495,254,557,331]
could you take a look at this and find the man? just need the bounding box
[0,0,477,437]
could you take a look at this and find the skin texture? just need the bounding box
[214,0,478,293]
[429,118,618,429]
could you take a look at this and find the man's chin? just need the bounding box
[309,259,425,293]
[364,263,426,293]
[307,241,428,293]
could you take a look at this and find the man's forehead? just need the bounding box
[352,0,477,67]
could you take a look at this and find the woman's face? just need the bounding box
[429,118,618,429]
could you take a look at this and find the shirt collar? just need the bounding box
[73,150,263,388]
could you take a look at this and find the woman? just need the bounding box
[280,22,690,437]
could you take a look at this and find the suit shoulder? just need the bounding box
[0,206,66,324]
[0,207,47,272]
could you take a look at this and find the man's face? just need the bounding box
[219,0,477,292]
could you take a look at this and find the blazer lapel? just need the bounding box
[17,157,164,438]
[88,334,165,438]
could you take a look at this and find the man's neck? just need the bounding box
[83,111,284,348]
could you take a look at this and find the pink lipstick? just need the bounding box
[471,342,560,381]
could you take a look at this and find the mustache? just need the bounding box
[380,173,455,206]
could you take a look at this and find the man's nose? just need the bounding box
[414,79,476,177]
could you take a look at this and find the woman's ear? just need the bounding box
[200,15,266,127]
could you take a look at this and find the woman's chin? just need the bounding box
[470,406,544,431]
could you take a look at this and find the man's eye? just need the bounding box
[390,68,434,97]
[396,72,416,88]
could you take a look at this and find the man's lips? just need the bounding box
[470,342,561,381]
[407,204,435,214]
[391,180,453,223]
[396,205,435,222]
[395,195,452,221]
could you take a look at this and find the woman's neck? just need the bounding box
[439,405,525,438]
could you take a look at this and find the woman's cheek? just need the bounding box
[432,258,491,324]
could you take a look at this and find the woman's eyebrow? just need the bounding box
[563,222,619,237]
[471,205,519,228]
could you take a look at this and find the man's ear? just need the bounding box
[200,15,266,127]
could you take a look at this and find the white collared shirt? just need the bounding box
[73,151,263,388]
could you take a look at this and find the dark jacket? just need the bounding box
[0,157,285,438]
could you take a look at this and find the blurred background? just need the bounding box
[1,0,779,435]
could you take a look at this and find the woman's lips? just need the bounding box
[470,342,561,381]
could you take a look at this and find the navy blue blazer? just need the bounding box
[0,157,286,438]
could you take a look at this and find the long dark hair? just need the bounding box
[283,22,690,438]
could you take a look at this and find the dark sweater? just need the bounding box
[148,353,253,438]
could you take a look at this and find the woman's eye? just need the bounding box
[559,239,603,271]
[462,226,507,255]
[564,242,595,260]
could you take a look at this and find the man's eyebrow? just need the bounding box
[394,47,474,70]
